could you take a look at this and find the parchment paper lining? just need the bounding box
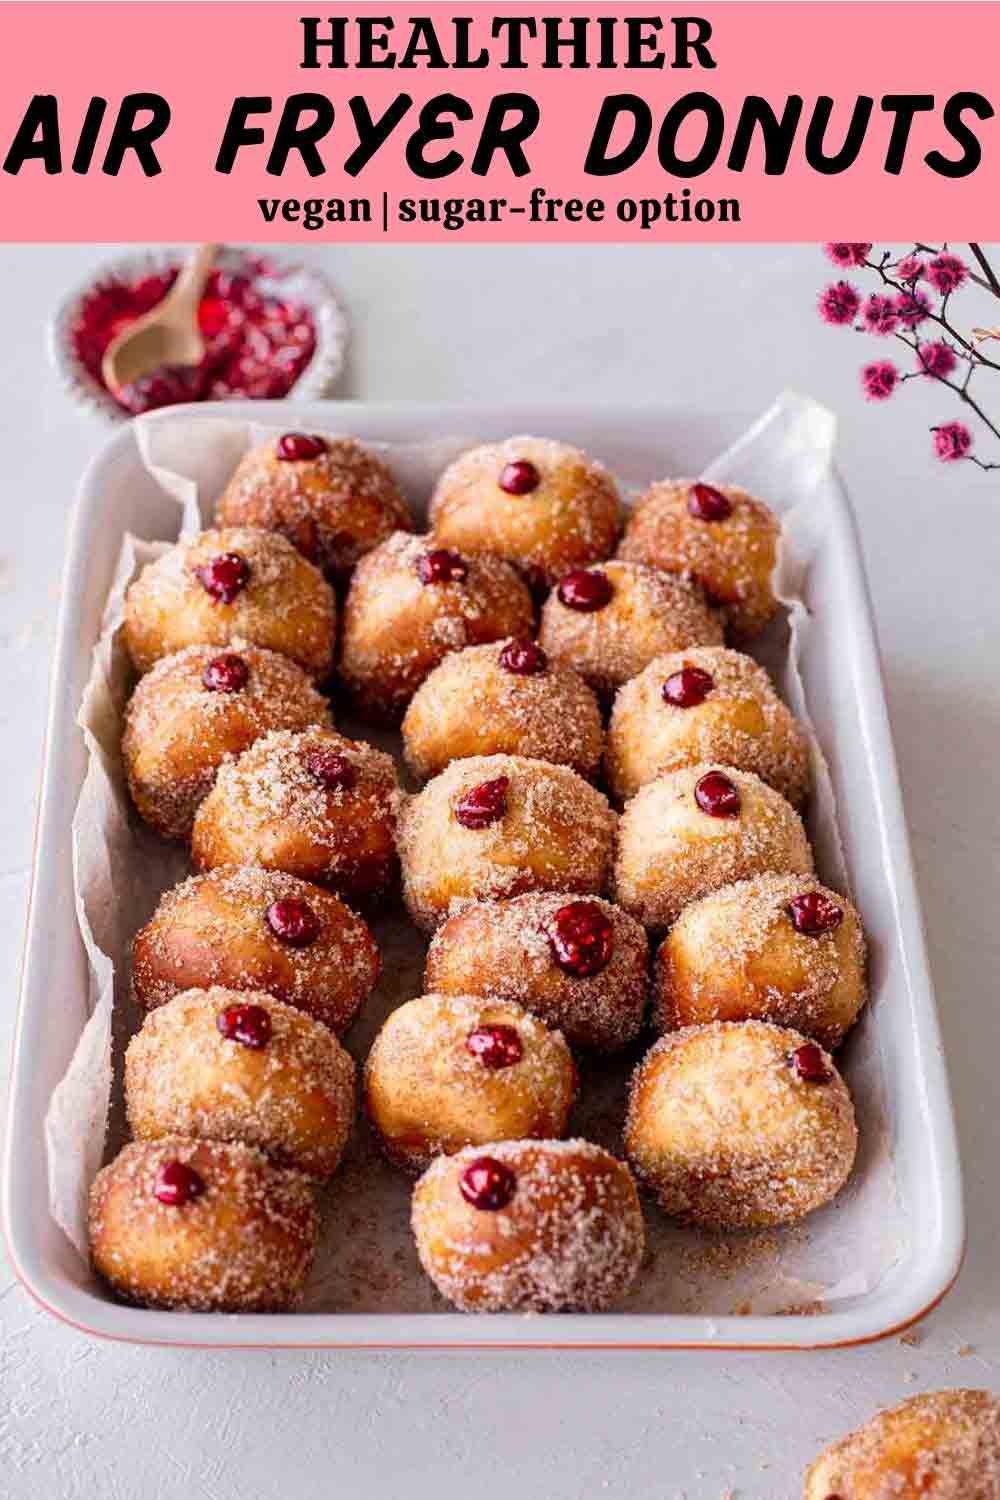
[46,393,901,1317]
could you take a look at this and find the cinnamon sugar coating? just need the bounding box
[624,1020,857,1230]
[804,1389,1000,1500]
[338,531,535,724]
[655,873,866,1050]
[402,639,604,782]
[131,867,380,1035]
[618,479,780,639]
[190,727,401,907]
[126,988,356,1180]
[429,435,622,589]
[425,892,648,1052]
[122,643,332,840]
[539,561,723,701]
[412,1139,644,1312]
[124,526,337,679]
[613,762,814,929]
[216,435,413,582]
[89,1137,318,1311]
[606,645,810,807]
[397,754,616,932]
[364,993,575,1172]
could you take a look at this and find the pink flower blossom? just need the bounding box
[917,342,959,380]
[927,253,968,296]
[862,293,899,336]
[862,360,899,401]
[895,288,933,328]
[932,421,973,461]
[818,281,862,325]
[824,242,872,268]
[895,255,925,282]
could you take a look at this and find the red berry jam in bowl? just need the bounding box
[65,254,330,416]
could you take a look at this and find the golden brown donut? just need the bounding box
[338,532,536,723]
[411,1139,645,1312]
[190,727,400,908]
[216,433,412,582]
[121,643,332,840]
[429,436,622,590]
[401,638,604,782]
[654,873,866,1050]
[606,645,810,807]
[126,988,356,1180]
[88,1138,318,1311]
[538,560,723,701]
[397,753,616,932]
[124,526,337,679]
[364,993,575,1172]
[613,762,813,929]
[131,867,380,1035]
[424,892,648,1052]
[624,1020,857,1230]
[618,479,780,639]
[804,1389,1000,1500]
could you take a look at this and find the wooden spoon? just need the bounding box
[101,243,219,395]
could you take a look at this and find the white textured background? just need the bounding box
[2,243,999,1499]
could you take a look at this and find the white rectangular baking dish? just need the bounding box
[3,400,964,1349]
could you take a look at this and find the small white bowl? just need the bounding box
[48,246,349,422]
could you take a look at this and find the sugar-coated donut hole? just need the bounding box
[132,866,380,1035]
[88,1137,318,1311]
[654,873,866,1049]
[618,479,780,639]
[606,645,810,807]
[424,892,649,1052]
[803,1389,1000,1500]
[429,435,622,590]
[539,560,724,701]
[613,761,813,929]
[364,993,576,1172]
[397,753,617,932]
[121,643,332,840]
[401,638,604,782]
[216,435,413,582]
[338,531,535,723]
[123,526,338,680]
[190,726,401,908]
[411,1139,645,1312]
[125,987,356,1180]
[624,1019,857,1230]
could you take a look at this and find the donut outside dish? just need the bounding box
[424,892,648,1052]
[429,435,622,590]
[131,866,380,1035]
[216,432,412,582]
[126,988,356,1180]
[88,1137,318,1311]
[397,753,616,932]
[618,479,780,639]
[804,1389,1000,1500]
[338,532,535,723]
[190,727,400,907]
[401,638,604,782]
[605,645,809,807]
[123,526,337,680]
[538,560,723,701]
[624,1019,857,1230]
[364,993,575,1172]
[121,643,332,840]
[411,1139,644,1312]
[654,873,866,1050]
[613,762,813,929]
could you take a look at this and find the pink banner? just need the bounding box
[0,2,996,241]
